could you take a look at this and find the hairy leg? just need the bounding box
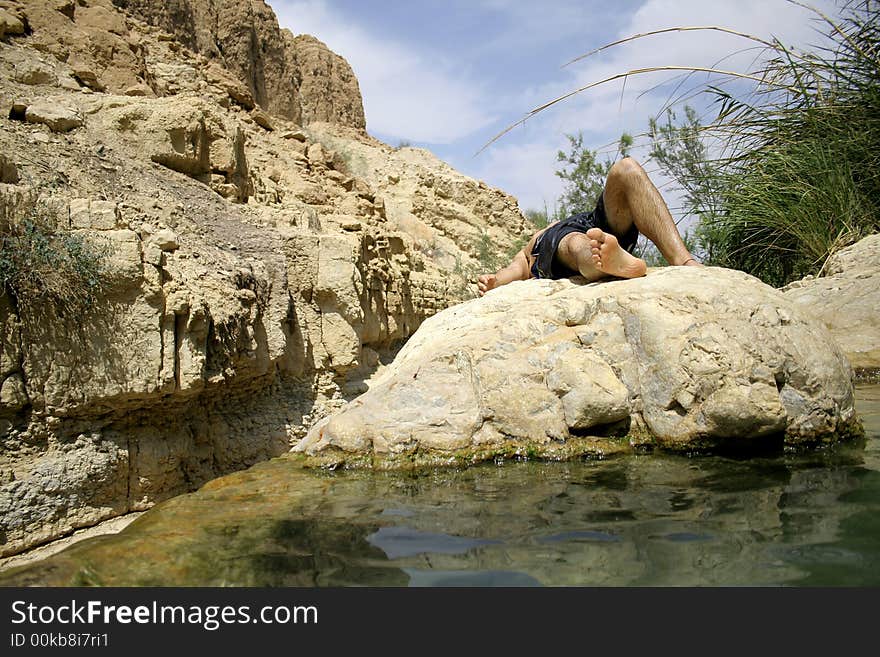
[602,157,701,266]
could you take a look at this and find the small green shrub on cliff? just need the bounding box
[0,204,107,314]
[477,229,501,271]
[524,207,550,230]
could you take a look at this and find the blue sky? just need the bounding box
[272,0,839,218]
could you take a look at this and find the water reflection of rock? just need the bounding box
[363,452,872,586]
[0,460,409,586]
[1,410,878,585]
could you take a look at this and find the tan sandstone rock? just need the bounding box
[107,0,365,128]
[12,59,56,86]
[24,97,83,132]
[19,0,145,93]
[784,234,880,372]
[0,8,25,41]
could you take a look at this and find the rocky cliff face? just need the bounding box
[0,0,527,556]
[110,0,365,127]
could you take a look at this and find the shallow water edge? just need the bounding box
[1,385,877,587]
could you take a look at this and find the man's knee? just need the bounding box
[558,232,590,265]
[608,156,646,187]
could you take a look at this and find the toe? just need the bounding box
[603,233,619,249]
[586,227,604,242]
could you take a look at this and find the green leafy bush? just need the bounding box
[554,132,632,220]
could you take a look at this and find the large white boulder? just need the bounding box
[295,267,860,467]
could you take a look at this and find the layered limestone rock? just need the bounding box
[0,0,528,556]
[288,34,364,128]
[110,0,365,127]
[295,267,860,468]
[7,0,147,94]
[3,0,364,128]
[304,122,527,274]
[783,234,880,373]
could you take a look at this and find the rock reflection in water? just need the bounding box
[2,386,878,587]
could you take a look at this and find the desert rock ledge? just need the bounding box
[294,267,861,468]
[784,234,880,373]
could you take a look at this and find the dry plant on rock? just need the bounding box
[0,200,108,316]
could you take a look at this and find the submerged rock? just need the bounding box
[295,267,860,467]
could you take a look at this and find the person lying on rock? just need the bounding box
[477,157,702,296]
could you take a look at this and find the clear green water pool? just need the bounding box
[3,385,879,587]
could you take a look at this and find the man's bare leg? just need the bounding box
[477,247,531,296]
[601,157,701,267]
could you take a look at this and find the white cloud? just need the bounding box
[469,0,841,212]
[469,0,627,55]
[501,0,839,130]
[456,138,566,213]
[272,0,497,143]
[269,0,846,217]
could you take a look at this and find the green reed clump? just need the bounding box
[0,202,108,314]
[673,1,880,284]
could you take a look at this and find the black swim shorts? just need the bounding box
[529,193,639,279]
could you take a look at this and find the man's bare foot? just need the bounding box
[586,228,647,279]
[477,273,498,296]
[679,257,703,267]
